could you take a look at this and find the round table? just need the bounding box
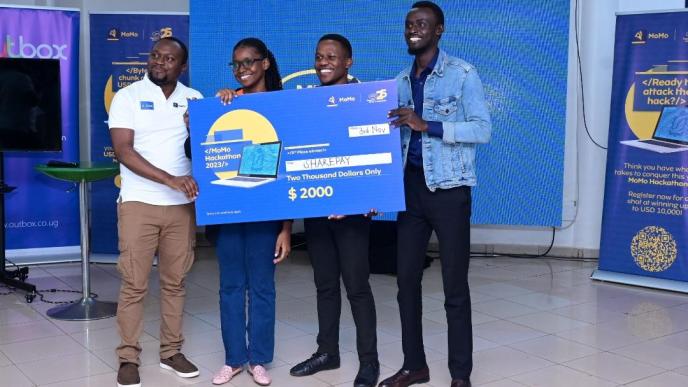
[35,162,119,320]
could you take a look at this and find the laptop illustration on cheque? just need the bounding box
[621,105,688,153]
[201,128,243,145]
[211,141,282,188]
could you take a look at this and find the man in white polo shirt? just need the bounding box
[109,37,202,387]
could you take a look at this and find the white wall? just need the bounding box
[6,0,685,256]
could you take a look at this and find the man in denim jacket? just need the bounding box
[381,2,491,387]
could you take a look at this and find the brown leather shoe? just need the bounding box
[160,353,199,378]
[451,379,471,387]
[378,366,429,387]
[117,362,141,387]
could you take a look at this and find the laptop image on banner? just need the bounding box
[621,105,688,153]
[211,141,282,188]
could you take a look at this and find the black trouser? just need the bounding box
[304,216,378,363]
[397,164,473,380]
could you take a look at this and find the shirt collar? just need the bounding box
[410,48,440,81]
[144,73,180,97]
[143,73,157,87]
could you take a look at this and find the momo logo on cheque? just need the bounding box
[327,95,356,108]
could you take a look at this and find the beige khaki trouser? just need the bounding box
[115,201,195,365]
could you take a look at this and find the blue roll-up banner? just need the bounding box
[89,13,189,253]
[595,10,688,292]
[2,6,80,259]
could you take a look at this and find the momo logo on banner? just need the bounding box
[106,28,139,40]
[0,34,68,60]
[105,26,173,42]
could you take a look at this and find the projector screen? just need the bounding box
[190,0,569,226]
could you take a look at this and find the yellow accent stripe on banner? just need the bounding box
[282,69,317,83]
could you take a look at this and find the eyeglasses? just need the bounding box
[229,57,264,71]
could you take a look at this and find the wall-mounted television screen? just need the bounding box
[0,58,62,152]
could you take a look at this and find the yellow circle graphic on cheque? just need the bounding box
[208,109,278,179]
[630,225,677,272]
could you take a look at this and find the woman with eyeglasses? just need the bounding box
[210,37,291,386]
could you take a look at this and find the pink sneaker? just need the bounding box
[248,364,271,386]
[212,365,242,385]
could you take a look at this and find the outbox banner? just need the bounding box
[190,80,405,225]
[1,6,80,253]
[89,13,188,253]
[597,10,688,288]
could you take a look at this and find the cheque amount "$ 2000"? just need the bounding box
[288,186,334,202]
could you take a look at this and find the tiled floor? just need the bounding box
[1,247,688,386]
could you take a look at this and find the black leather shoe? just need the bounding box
[378,366,430,387]
[289,352,340,376]
[450,379,471,387]
[354,361,380,387]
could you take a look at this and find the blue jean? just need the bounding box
[216,221,280,366]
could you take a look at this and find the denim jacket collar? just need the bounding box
[400,48,448,81]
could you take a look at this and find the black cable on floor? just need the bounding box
[472,254,597,263]
[1,256,100,303]
[35,289,98,305]
[467,227,562,259]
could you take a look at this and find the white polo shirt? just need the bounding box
[108,74,203,205]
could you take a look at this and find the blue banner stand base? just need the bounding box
[591,269,688,294]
